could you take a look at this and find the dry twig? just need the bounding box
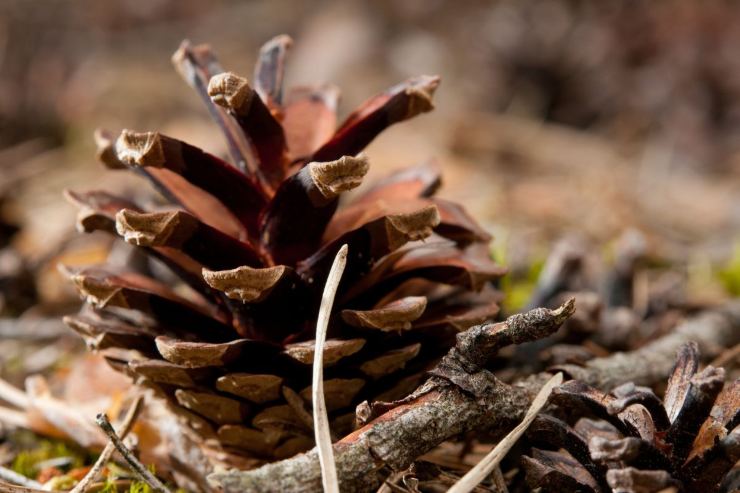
[71,394,144,493]
[95,413,172,493]
[210,300,740,493]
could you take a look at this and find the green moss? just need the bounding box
[11,438,85,479]
[500,258,544,312]
[718,242,740,296]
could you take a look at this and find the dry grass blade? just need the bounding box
[71,394,144,493]
[95,413,172,493]
[312,244,348,493]
[447,372,563,493]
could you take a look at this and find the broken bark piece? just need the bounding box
[688,379,740,463]
[525,415,609,492]
[664,341,701,423]
[522,449,599,493]
[665,365,725,463]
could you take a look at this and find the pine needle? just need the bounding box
[312,244,348,493]
[447,372,564,493]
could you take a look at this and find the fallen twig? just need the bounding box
[312,244,348,493]
[95,413,172,493]
[210,300,740,493]
[552,302,740,389]
[210,300,575,493]
[71,394,144,493]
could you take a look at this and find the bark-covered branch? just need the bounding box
[209,301,740,493]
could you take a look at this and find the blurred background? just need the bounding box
[1,0,740,328]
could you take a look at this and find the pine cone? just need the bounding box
[523,342,739,492]
[62,36,505,461]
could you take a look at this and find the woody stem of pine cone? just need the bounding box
[209,301,740,493]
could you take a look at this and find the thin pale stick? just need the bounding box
[0,405,29,428]
[0,466,43,490]
[0,378,30,409]
[447,373,563,493]
[71,394,144,493]
[96,413,172,493]
[312,244,348,493]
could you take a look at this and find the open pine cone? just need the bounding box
[62,35,505,461]
[523,342,739,493]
